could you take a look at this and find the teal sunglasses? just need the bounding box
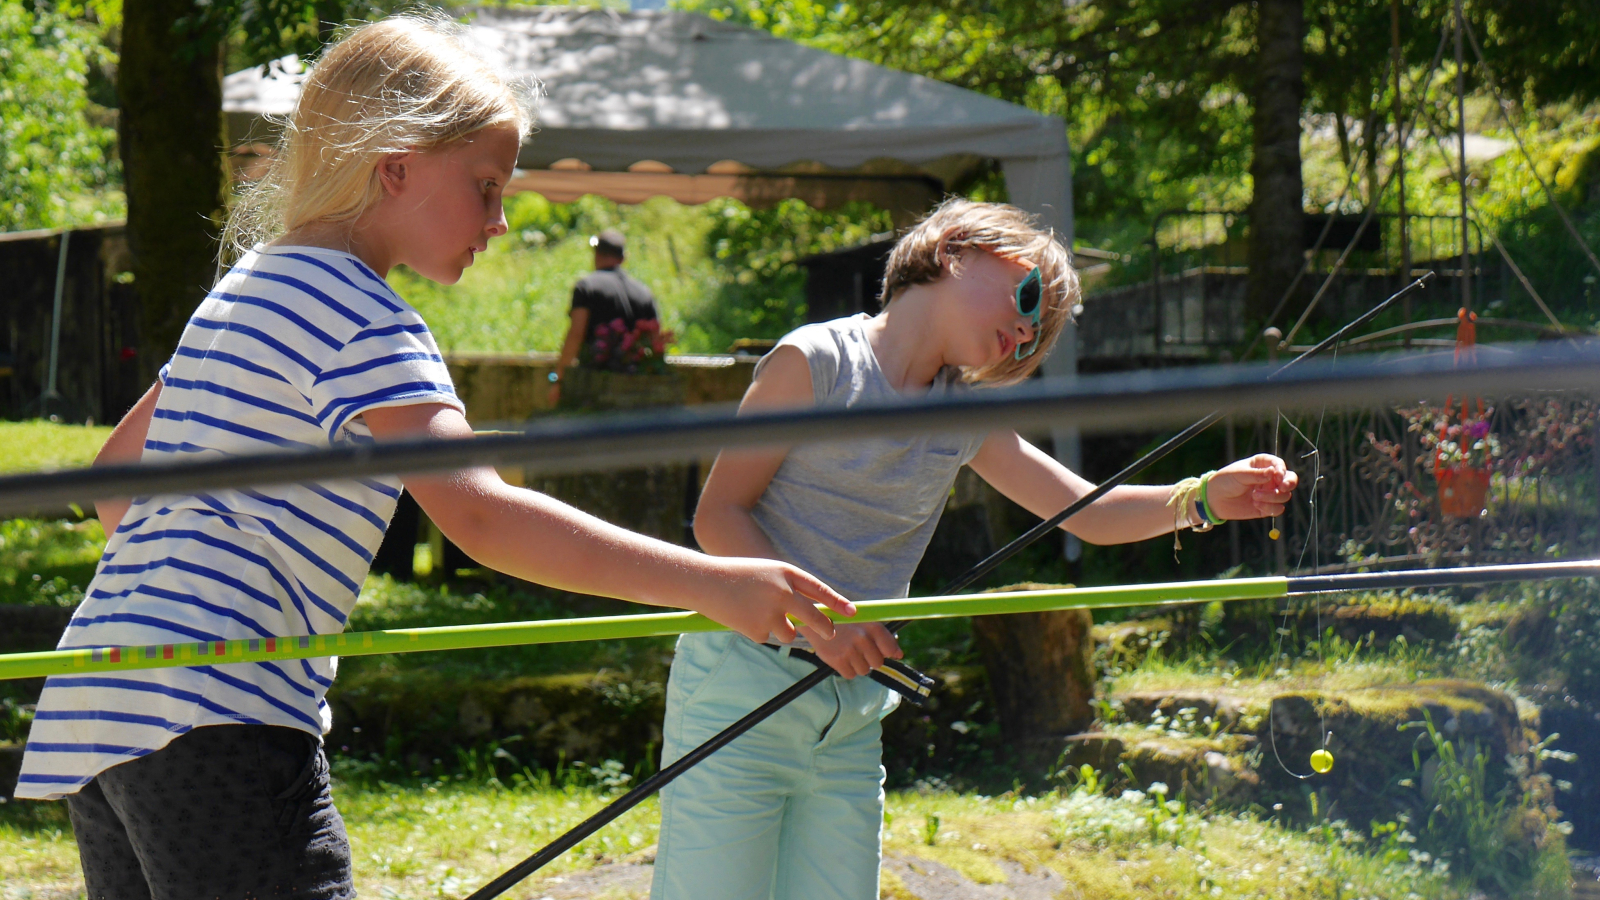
[1012,267,1044,360]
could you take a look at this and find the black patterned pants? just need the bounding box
[65,724,354,900]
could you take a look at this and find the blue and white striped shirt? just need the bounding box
[17,245,461,800]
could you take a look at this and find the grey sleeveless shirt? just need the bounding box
[749,314,987,605]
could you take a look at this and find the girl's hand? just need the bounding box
[799,622,902,679]
[1205,454,1299,521]
[688,558,857,645]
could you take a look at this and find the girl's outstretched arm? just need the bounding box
[362,401,853,644]
[91,380,162,535]
[969,429,1298,545]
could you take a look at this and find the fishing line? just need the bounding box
[1267,389,1333,780]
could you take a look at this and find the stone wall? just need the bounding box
[445,352,758,428]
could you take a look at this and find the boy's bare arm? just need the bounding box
[694,346,900,677]
[693,346,811,560]
[969,429,1297,545]
[92,380,162,534]
[362,401,853,644]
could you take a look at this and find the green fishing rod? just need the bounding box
[7,558,1598,685]
[463,274,1439,900]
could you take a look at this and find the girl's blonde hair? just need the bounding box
[880,198,1080,386]
[223,13,537,260]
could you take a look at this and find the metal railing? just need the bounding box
[1079,210,1500,364]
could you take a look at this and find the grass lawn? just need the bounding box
[1,776,1495,900]
[0,421,110,475]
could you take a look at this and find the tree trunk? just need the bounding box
[970,604,1096,772]
[118,0,224,382]
[1245,0,1306,328]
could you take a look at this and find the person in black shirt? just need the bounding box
[550,229,660,403]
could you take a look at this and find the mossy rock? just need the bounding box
[1119,691,1251,733]
[326,668,666,774]
[1220,596,1458,650]
[1062,730,1260,804]
[1098,679,1539,835]
[1290,599,1459,648]
[1093,618,1181,671]
[1254,679,1527,826]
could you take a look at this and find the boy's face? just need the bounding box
[372,123,520,284]
[941,249,1039,369]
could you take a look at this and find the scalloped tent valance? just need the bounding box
[221,7,1071,238]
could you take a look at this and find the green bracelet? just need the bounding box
[1198,470,1226,525]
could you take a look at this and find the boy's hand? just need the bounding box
[1205,454,1299,520]
[798,622,903,679]
[690,558,856,645]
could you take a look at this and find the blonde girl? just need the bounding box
[17,16,850,899]
[653,199,1298,900]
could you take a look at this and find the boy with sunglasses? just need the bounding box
[651,199,1297,900]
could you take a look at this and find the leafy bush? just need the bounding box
[1502,577,1600,698]
[0,695,33,743]
[0,0,121,230]
[1398,713,1571,899]
[0,518,104,606]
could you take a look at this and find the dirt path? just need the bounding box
[518,850,1069,900]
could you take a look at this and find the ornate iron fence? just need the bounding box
[1227,393,1600,574]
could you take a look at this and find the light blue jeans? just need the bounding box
[650,632,898,900]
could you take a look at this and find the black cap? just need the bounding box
[589,229,626,257]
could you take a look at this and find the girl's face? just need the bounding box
[371,123,521,284]
[940,249,1038,369]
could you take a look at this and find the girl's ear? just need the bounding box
[375,152,413,197]
[935,227,967,276]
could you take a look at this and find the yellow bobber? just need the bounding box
[1269,528,1282,541]
[1310,748,1335,774]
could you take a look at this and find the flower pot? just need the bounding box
[1437,465,1490,518]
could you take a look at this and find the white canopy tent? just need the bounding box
[223,6,1081,489]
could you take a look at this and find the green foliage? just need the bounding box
[388,193,889,354]
[0,695,32,742]
[680,0,1600,287]
[1400,712,1570,898]
[706,198,890,282]
[1502,577,1600,698]
[0,518,104,607]
[0,0,122,231]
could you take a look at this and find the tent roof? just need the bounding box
[222,7,1067,178]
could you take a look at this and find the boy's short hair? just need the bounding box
[880,198,1080,386]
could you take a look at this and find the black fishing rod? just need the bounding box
[465,273,1436,900]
